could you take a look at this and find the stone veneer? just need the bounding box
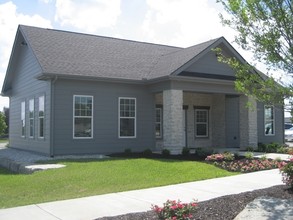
[163,90,184,154]
[239,95,258,149]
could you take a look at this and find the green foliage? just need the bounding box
[218,0,293,73]
[162,149,170,156]
[124,148,132,155]
[244,152,254,159]
[181,147,190,156]
[246,146,254,152]
[152,199,198,220]
[142,148,153,156]
[0,112,7,136]
[195,148,214,159]
[259,155,267,161]
[257,142,287,153]
[216,0,293,106]
[279,158,293,188]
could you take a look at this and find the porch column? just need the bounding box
[248,97,258,148]
[163,89,184,154]
[239,96,258,149]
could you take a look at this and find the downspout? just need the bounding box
[50,75,58,157]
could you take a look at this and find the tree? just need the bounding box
[0,111,7,136]
[3,107,9,134]
[217,0,293,105]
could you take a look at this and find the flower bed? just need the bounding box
[205,153,284,173]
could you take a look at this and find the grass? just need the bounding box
[0,138,8,143]
[0,158,238,208]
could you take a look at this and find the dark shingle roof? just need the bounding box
[20,25,220,81]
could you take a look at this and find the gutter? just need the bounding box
[50,75,58,157]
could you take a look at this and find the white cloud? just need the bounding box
[54,0,121,33]
[0,1,52,109]
[142,0,235,47]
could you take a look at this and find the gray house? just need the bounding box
[1,25,284,156]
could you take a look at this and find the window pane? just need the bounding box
[120,118,135,137]
[74,118,92,137]
[196,124,207,136]
[39,117,44,138]
[264,106,274,135]
[195,109,208,137]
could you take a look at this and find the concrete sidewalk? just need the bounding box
[0,169,284,220]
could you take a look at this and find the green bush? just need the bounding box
[124,148,132,155]
[195,148,214,158]
[246,146,254,152]
[143,148,153,156]
[181,147,190,156]
[162,149,170,156]
[244,152,254,159]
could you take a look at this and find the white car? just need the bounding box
[285,127,293,141]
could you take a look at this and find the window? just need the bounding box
[195,108,209,137]
[73,95,93,138]
[119,98,136,138]
[21,101,25,137]
[264,105,274,135]
[38,96,45,138]
[29,99,34,138]
[155,107,162,138]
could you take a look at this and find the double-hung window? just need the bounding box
[119,97,136,138]
[195,107,209,138]
[73,95,93,138]
[21,101,25,137]
[155,107,162,138]
[38,96,45,138]
[29,99,34,138]
[264,105,274,135]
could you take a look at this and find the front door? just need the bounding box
[225,96,240,148]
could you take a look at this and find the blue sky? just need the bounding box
[0,0,266,110]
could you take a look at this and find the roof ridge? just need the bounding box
[19,24,183,50]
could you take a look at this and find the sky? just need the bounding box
[0,0,284,111]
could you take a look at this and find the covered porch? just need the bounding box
[154,90,258,154]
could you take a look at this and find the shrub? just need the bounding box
[257,143,267,152]
[162,149,170,156]
[181,147,190,156]
[259,155,267,161]
[276,146,288,154]
[195,148,214,158]
[143,148,153,156]
[246,146,254,152]
[124,148,132,155]
[152,199,198,220]
[279,158,293,188]
[244,152,254,159]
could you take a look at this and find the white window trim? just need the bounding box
[73,95,94,139]
[264,105,275,136]
[21,101,26,138]
[155,107,162,139]
[29,98,34,138]
[195,109,209,138]
[118,97,136,138]
[38,95,45,139]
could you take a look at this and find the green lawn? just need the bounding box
[0,138,8,144]
[0,158,238,208]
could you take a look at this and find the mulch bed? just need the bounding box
[97,185,293,220]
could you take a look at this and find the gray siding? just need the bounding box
[185,50,235,77]
[257,103,284,144]
[52,79,155,155]
[9,44,51,155]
